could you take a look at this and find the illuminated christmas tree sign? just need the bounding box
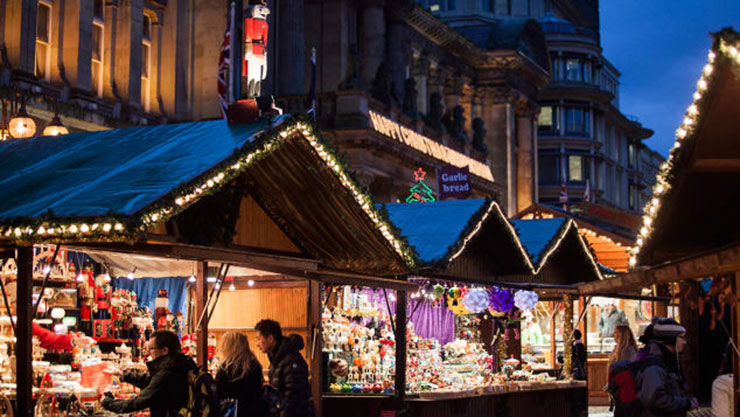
[406,168,436,203]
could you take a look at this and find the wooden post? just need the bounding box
[308,280,323,417]
[394,289,407,401]
[733,273,740,417]
[195,261,208,368]
[17,247,33,417]
[578,296,587,349]
[563,294,573,379]
[550,301,557,368]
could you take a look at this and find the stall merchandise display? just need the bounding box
[321,287,396,395]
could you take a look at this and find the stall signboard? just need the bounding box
[437,165,471,200]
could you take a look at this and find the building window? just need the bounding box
[93,0,104,20]
[495,0,509,14]
[141,14,152,111]
[538,151,560,184]
[565,106,589,136]
[629,184,638,210]
[628,142,636,169]
[482,0,494,12]
[428,0,455,11]
[35,2,52,80]
[562,56,591,83]
[538,105,558,135]
[568,155,585,182]
[511,0,527,16]
[91,5,104,97]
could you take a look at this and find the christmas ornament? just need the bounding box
[489,288,514,314]
[463,288,490,313]
[513,290,539,312]
[433,284,445,300]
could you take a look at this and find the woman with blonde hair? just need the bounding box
[216,332,265,417]
[608,324,638,366]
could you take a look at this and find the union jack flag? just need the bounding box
[217,28,230,118]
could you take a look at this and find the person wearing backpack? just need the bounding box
[636,317,699,417]
[102,330,198,417]
[255,319,314,417]
[216,332,266,417]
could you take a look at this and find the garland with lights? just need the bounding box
[0,114,419,269]
[631,29,740,267]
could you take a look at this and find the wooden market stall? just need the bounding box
[579,28,740,411]
[0,114,422,417]
[319,199,601,417]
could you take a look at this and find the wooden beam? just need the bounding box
[71,242,319,276]
[195,261,208,368]
[17,247,33,417]
[579,243,740,294]
[308,271,418,292]
[691,158,740,172]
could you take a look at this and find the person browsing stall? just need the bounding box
[255,319,314,417]
[102,330,197,417]
[216,332,266,417]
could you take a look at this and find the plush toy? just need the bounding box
[447,286,471,315]
[154,289,169,326]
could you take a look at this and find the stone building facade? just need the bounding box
[421,0,664,236]
[2,0,552,213]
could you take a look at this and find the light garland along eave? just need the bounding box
[530,218,575,275]
[445,200,496,266]
[296,121,418,270]
[629,38,740,268]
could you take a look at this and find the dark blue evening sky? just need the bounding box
[600,1,740,157]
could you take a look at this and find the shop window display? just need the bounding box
[321,286,397,395]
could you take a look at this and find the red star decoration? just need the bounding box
[414,168,427,182]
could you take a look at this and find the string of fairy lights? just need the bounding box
[0,117,417,269]
[629,37,740,267]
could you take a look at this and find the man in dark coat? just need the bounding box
[102,330,197,417]
[256,319,314,417]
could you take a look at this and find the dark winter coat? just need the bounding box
[267,334,314,417]
[571,340,587,380]
[104,352,197,417]
[636,343,692,417]
[216,357,265,417]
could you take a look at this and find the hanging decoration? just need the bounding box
[432,284,445,300]
[447,286,471,315]
[463,288,490,314]
[405,168,436,203]
[489,288,514,315]
[513,290,539,312]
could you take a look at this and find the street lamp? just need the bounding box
[8,98,36,139]
[42,102,69,136]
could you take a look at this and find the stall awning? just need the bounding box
[381,199,532,276]
[0,115,415,275]
[510,218,602,283]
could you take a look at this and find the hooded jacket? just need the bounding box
[267,334,314,417]
[104,352,197,417]
[637,342,691,417]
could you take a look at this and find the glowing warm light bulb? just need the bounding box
[229,283,236,291]
[189,275,196,283]
[248,280,255,287]
[127,272,134,280]
[76,274,84,282]
[104,273,111,282]
[43,265,51,274]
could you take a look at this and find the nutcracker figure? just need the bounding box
[243,4,269,98]
[154,289,169,328]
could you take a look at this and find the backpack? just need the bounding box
[180,367,220,417]
[262,385,283,417]
[607,356,664,417]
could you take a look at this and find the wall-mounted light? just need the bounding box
[8,98,36,139]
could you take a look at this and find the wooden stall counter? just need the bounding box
[587,353,610,406]
[322,383,587,417]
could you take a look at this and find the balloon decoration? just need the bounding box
[489,288,514,315]
[513,290,539,312]
[463,288,490,314]
[447,286,471,315]
[433,284,446,300]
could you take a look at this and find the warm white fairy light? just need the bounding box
[632,38,740,267]
[229,283,236,291]
[188,275,196,283]
[248,280,255,287]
